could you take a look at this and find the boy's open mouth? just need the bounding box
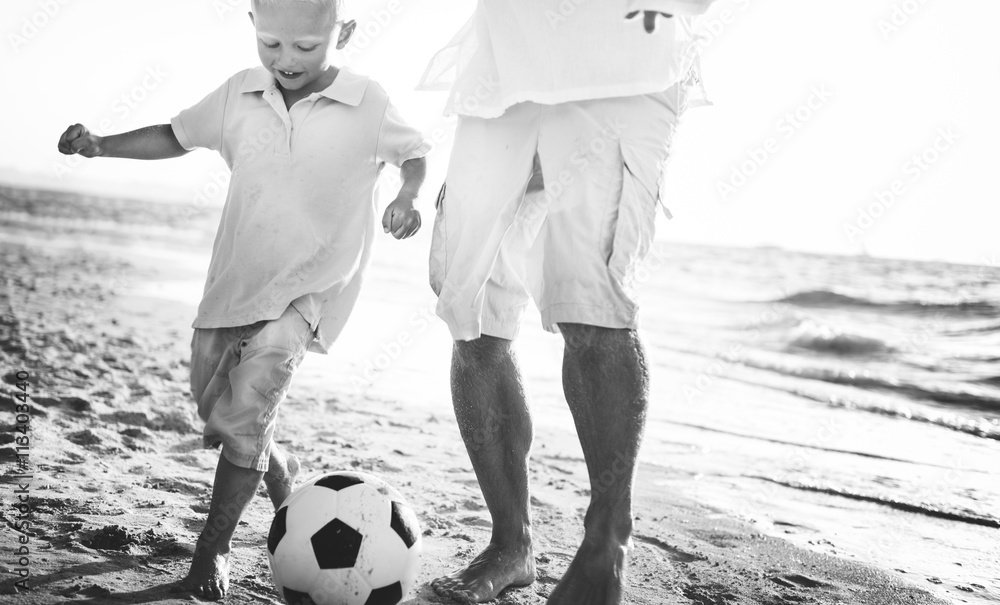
[277,70,303,80]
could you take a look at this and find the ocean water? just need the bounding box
[3,185,997,602]
[647,243,1000,436]
[632,243,1000,601]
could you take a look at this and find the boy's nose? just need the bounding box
[277,48,298,69]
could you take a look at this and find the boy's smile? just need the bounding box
[250,1,355,96]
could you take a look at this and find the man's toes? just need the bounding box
[204,581,222,601]
[453,590,477,604]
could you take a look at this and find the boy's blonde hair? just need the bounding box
[252,0,345,19]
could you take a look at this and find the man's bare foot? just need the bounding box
[263,449,300,509]
[173,540,231,601]
[432,542,536,603]
[546,538,627,605]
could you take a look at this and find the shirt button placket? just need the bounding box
[265,88,293,158]
[287,98,316,156]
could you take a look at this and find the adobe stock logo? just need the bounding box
[843,127,958,243]
[877,0,933,40]
[717,85,834,201]
[8,0,73,54]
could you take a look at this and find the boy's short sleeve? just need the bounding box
[170,77,233,152]
[376,99,433,168]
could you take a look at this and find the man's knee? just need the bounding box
[560,323,638,354]
[453,334,513,369]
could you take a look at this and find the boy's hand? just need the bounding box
[626,10,674,33]
[382,197,421,239]
[58,124,104,157]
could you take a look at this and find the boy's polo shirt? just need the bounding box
[171,67,432,353]
[418,0,718,118]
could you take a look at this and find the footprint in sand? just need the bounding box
[769,573,829,589]
[635,534,706,564]
[150,411,199,434]
[420,513,457,532]
[694,529,743,549]
[66,429,104,447]
[34,396,92,412]
[102,411,151,428]
[167,452,215,469]
[189,502,211,514]
[83,525,179,555]
[457,515,492,529]
[435,501,458,513]
[682,582,739,604]
[56,452,87,465]
[461,498,486,511]
[529,495,552,508]
[145,477,211,495]
[169,437,205,453]
[119,426,153,440]
[75,584,113,598]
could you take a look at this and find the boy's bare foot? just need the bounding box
[432,542,535,603]
[546,538,627,605]
[173,540,231,601]
[263,447,300,509]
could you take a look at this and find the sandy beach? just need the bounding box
[0,184,985,604]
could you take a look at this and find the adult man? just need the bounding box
[419,1,717,603]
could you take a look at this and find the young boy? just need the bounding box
[57,0,431,599]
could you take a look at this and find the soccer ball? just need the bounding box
[267,471,422,605]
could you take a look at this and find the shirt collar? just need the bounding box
[240,66,369,106]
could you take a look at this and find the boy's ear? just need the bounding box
[336,20,356,50]
[248,11,255,26]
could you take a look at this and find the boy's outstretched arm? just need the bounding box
[382,156,427,240]
[57,123,189,160]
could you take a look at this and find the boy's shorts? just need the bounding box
[429,85,685,341]
[189,305,313,471]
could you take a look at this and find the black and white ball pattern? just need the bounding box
[267,471,421,605]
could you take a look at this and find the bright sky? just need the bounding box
[2,0,998,265]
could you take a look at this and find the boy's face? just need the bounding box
[250,1,354,94]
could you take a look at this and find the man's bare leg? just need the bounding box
[176,451,263,601]
[432,335,537,603]
[547,324,649,605]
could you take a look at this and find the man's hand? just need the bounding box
[626,10,674,33]
[382,197,421,239]
[58,123,104,157]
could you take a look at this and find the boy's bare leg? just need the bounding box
[547,324,649,605]
[175,442,299,599]
[176,452,263,601]
[263,442,300,509]
[432,335,537,603]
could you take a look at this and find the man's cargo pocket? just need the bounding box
[429,182,448,296]
[606,142,662,299]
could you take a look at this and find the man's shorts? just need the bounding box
[429,86,685,341]
[189,305,313,471]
